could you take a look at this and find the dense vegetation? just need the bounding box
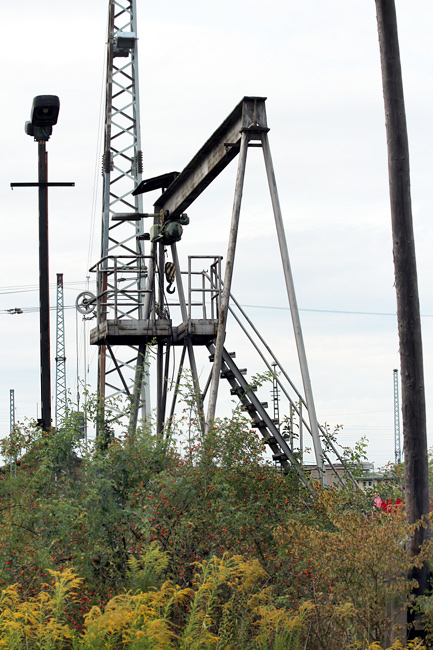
[0,396,431,649]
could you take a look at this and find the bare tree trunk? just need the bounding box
[375,0,430,607]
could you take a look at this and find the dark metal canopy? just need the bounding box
[132,171,179,196]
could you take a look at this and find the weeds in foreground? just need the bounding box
[0,557,427,650]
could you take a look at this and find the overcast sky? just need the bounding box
[2,0,433,468]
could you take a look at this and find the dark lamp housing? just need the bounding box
[25,95,60,141]
[31,96,60,126]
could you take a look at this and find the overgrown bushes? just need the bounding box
[0,401,429,648]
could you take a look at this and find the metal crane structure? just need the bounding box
[86,88,356,486]
[55,273,67,428]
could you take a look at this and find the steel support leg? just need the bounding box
[260,132,326,485]
[128,247,156,434]
[156,342,164,435]
[128,341,147,435]
[171,243,205,434]
[167,345,187,431]
[205,132,249,435]
[161,344,171,427]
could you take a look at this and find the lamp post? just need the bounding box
[26,96,60,431]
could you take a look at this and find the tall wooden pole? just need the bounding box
[375,0,430,603]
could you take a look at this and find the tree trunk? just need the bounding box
[375,0,430,605]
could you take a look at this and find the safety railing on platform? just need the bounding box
[187,256,222,320]
[89,254,153,326]
[90,254,223,327]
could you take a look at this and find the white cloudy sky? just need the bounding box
[1,0,433,468]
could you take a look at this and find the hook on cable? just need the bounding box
[165,262,176,294]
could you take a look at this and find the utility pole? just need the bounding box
[55,273,67,428]
[376,0,430,611]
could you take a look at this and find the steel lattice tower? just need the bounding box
[10,389,15,433]
[393,368,401,464]
[55,273,67,428]
[97,0,148,430]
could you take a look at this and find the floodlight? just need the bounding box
[25,95,60,141]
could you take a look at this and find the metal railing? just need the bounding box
[90,254,152,326]
[90,253,223,326]
[187,256,222,320]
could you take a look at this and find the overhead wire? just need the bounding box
[0,305,84,315]
[0,281,88,296]
[0,280,411,317]
[240,304,433,318]
[4,302,433,318]
[87,36,107,272]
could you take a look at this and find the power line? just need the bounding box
[3,302,433,318]
[241,304,433,318]
[2,293,433,318]
[0,282,420,318]
[0,281,88,296]
[1,305,79,315]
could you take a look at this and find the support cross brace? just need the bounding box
[10,183,75,188]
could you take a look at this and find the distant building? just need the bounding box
[303,462,391,490]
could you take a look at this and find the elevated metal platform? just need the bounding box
[90,318,218,346]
